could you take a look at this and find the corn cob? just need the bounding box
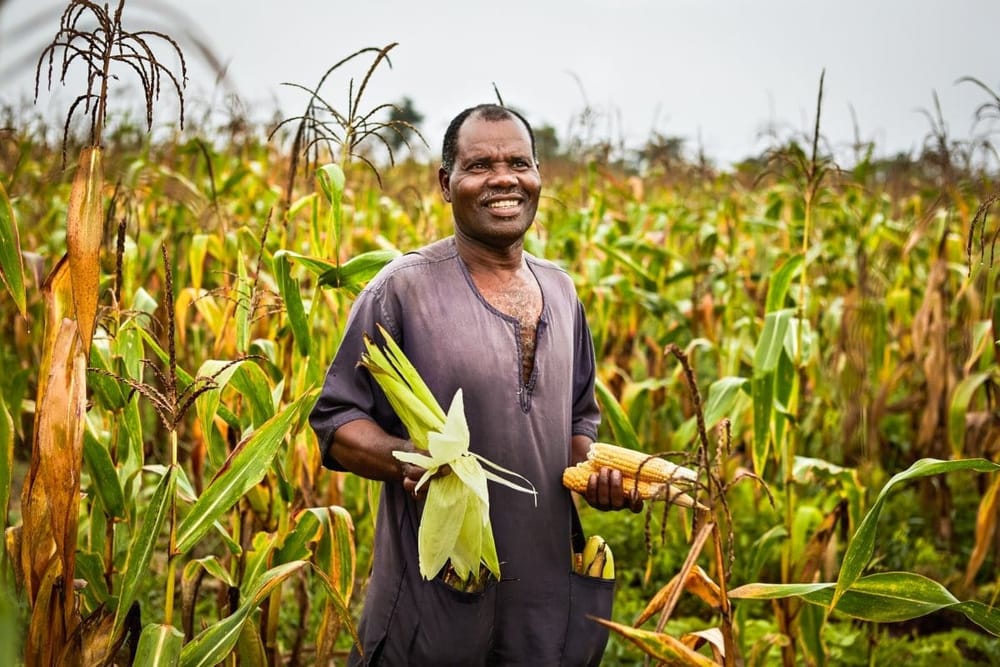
[587,442,697,484]
[561,461,704,509]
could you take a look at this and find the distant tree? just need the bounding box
[534,124,560,164]
[638,132,687,172]
[384,96,425,155]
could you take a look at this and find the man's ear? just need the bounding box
[438,167,451,203]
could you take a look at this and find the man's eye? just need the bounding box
[512,159,531,168]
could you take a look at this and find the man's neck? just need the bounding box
[455,233,525,276]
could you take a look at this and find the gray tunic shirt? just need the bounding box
[310,237,611,666]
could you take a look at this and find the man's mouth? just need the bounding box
[486,199,520,210]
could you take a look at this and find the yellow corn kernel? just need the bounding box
[587,442,697,484]
[561,462,702,508]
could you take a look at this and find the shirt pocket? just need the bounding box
[407,575,498,666]
[562,570,614,666]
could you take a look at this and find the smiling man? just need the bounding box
[310,103,638,666]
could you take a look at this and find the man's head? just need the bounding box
[438,104,541,251]
[441,104,537,175]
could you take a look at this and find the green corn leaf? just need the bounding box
[319,506,357,602]
[0,393,11,536]
[242,531,279,596]
[273,251,311,357]
[731,571,1000,637]
[318,249,401,292]
[279,506,356,602]
[275,508,324,564]
[309,564,362,652]
[797,602,827,667]
[133,624,183,667]
[0,180,26,317]
[948,372,990,457]
[231,361,277,427]
[236,251,250,354]
[832,458,1000,611]
[317,163,345,206]
[74,551,110,608]
[114,465,176,636]
[180,561,308,667]
[82,429,126,519]
[87,338,126,410]
[765,254,804,313]
[174,390,316,555]
[701,376,751,433]
[753,308,793,376]
[751,372,774,475]
[183,556,235,589]
[952,601,1000,636]
[194,359,247,468]
[594,377,641,451]
[236,620,267,667]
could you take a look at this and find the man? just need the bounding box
[309,103,639,666]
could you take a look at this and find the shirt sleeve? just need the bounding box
[308,282,402,470]
[571,299,601,441]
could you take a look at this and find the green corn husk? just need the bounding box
[359,324,536,586]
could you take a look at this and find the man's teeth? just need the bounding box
[487,200,518,209]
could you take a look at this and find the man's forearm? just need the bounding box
[330,418,412,482]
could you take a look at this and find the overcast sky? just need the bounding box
[2,0,999,167]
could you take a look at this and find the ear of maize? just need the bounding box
[587,442,697,484]
[561,461,704,509]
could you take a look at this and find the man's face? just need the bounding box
[439,114,541,249]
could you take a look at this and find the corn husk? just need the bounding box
[359,324,536,584]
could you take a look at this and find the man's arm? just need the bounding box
[331,418,432,499]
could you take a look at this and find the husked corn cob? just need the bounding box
[587,442,697,484]
[561,461,704,509]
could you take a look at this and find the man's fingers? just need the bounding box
[597,466,611,507]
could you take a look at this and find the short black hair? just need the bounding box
[441,104,537,174]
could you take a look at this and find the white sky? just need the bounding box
[2,0,1000,167]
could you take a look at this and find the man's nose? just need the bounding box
[487,164,518,186]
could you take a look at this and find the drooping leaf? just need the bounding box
[593,617,719,666]
[174,390,316,554]
[832,458,1000,610]
[318,249,401,292]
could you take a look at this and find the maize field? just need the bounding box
[0,2,999,664]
